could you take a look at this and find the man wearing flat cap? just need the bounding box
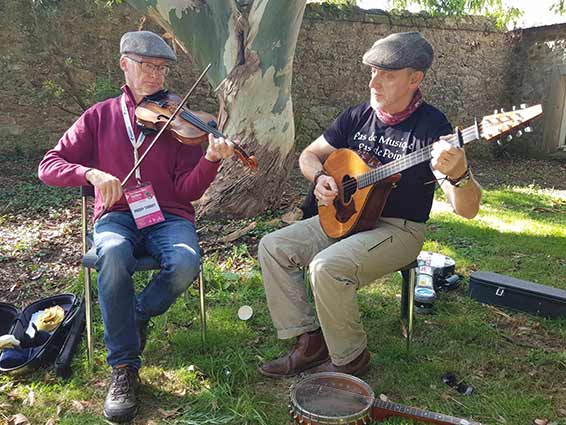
[39,30,237,422]
[258,32,482,378]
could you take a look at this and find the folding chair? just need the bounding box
[79,186,207,367]
[398,260,419,351]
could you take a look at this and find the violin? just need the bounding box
[135,90,257,170]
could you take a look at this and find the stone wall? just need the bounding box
[0,0,554,159]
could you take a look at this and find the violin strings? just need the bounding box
[180,110,225,139]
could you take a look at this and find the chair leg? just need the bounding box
[400,266,418,352]
[84,266,94,369]
[198,262,207,349]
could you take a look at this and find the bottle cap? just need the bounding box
[238,305,253,321]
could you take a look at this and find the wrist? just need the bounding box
[84,168,94,183]
[446,166,471,188]
[205,152,222,163]
[313,169,327,185]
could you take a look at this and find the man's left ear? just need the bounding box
[410,70,425,88]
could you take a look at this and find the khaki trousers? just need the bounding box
[258,216,426,366]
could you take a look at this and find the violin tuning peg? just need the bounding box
[516,130,523,137]
[520,103,528,109]
[524,126,533,133]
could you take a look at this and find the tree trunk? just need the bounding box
[126,0,307,219]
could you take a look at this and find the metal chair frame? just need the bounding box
[398,260,418,351]
[80,187,207,367]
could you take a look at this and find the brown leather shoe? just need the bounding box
[314,348,371,377]
[259,329,329,378]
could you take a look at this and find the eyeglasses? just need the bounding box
[125,56,170,76]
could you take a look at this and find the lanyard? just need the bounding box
[120,94,146,183]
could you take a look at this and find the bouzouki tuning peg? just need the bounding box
[506,134,513,141]
[520,103,528,109]
[524,126,533,133]
[496,139,502,146]
[512,105,516,111]
[493,109,498,115]
[500,108,505,113]
[516,130,523,137]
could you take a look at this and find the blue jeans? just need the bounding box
[93,212,200,369]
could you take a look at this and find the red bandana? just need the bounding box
[375,89,424,126]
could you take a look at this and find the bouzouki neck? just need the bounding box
[373,399,482,424]
[358,104,543,190]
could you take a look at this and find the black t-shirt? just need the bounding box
[323,102,452,223]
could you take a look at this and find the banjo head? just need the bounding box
[289,372,374,425]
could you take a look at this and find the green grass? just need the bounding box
[1,184,565,424]
[0,157,76,214]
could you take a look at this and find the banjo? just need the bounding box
[289,372,482,425]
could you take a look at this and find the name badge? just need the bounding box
[124,182,165,229]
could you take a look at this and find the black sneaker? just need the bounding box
[103,365,139,423]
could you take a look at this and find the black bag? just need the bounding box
[469,272,566,318]
[0,294,84,377]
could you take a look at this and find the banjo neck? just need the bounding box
[372,399,482,424]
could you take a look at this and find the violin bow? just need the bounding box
[120,63,212,187]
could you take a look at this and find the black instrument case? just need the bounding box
[0,294,84,377]
[469,272,566,318]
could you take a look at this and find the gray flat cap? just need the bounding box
[362,32,433,71]
[120,30,177,61]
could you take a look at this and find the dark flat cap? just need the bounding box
[120,31,177,61]
[362,32,433,71]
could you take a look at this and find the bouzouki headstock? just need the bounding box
[479,104,542,143]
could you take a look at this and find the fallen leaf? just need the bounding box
[23,390,35,407]
[70,400,85,413]
[7,414,30,425]
[158,407,182,418]
[8,389,20,400]
[534,420,549,425]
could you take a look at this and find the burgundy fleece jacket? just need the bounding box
[38,85,219,222]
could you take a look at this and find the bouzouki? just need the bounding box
[318,105,543,239]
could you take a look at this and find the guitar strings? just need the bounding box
[339,125,483,193]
